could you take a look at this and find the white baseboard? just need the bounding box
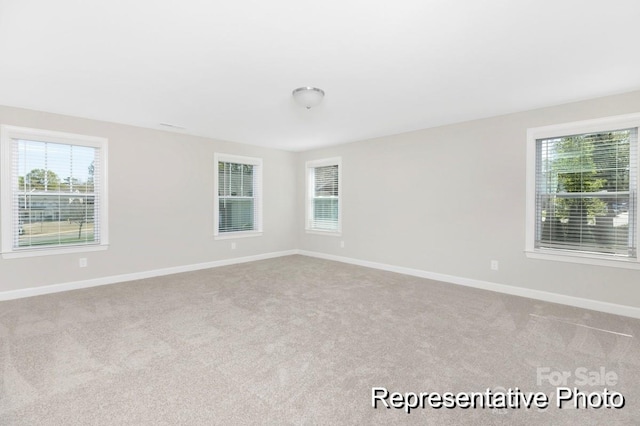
[4,248,639,319]
[0,250,298,301]
[297,250,640,320]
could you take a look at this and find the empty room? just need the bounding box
[1,0,639,424]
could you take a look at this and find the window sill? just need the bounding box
[214,231,263,240]
[2,244,109,259]
[306,229,342,237]
[525,249,640,270]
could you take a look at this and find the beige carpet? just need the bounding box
[1,255,638,425]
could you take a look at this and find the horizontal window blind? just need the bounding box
[11,139,101,249]
[218,161,260,233]
[535,128,637,257]
[310,164,339,231]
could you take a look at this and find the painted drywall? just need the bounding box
[3,90,640,310]
[0,105,297,292]
[297,90,640,309]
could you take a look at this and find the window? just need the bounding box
[306,157,341,234]
[1,125,108,258]
[526,114,639,267]
[214,153,262,239]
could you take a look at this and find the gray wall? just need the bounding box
[0,105,297,292]
[297,90,640,309]
[3,91,640,309]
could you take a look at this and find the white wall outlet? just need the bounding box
[79,258,88,268]
[340,241,345,248]
[491,260,499,271]
[231,242,236,250]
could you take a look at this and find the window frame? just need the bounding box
[0,125,109,259]
[305,157,342,236]
[525,113,640,269]
[214,153,263,240]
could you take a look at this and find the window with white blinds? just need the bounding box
[214,153,262,238]
[526,114,640,266]
[1,125,108,257]
[306,157,341,233]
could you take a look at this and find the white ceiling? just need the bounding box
[1,0,640,151]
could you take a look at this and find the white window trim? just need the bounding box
[305,157,342,236]
[214,153,263,240]
[525,113,640,269]
[1,125,109,259]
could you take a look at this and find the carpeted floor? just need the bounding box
[1,255,638,425]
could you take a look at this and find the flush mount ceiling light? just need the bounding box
[292,87,325,109]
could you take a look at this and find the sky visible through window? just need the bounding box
[17,139,95,184]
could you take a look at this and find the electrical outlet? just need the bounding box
[79,258,88,268]
[340,241,345,248]
[231,242,236,250]
[491,260,499,271]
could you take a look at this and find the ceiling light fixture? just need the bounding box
[292,87,325,109]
